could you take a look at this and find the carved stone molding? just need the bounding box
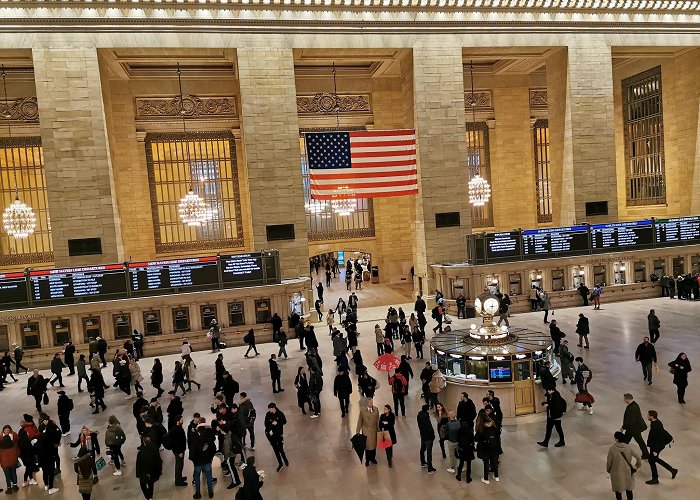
[297,93,370,115]
[135,95,237,120]
[464,90,492,110]
[529,89,548,110]
[0,97,39,123]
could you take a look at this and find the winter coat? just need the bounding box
[456,422,475,461]
[27,375,48,398]
[104,424,126,447]
[669,357,691,387]
[635,343,657,363]
[545,390,567,419]
[475,423,502,460]
[622,401,647,434]
[0,432,20,468]
[379,412,397,445]
[151,363,163,386]
[429,370,446,394]
[77,358,88,377]
[294,373,310,407]
[355,406,380,450]
[332,336,348,358]
[129,361,144,383]
[135,443,162,480]
[333,372,353,398]
[607,442,641,493]
[188,426,216,466]
[239,465,264,500]
[559,344,575,379]
[264,410,287,441]
[416,409,435,441]
[575,317,590,335]
[375,327,384,344]
[238,398,256,429]
[51,356,65,375]
[57,394,74,416]
[457,399,477,425]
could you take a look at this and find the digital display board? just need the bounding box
[590,220,653,251]
[0,272,29,308]
[129,256,219,293]
[30,264,127,303]
[522,225,589,258]
[221,253,264,285]
[655,216,700,247]
[485,232,521,261]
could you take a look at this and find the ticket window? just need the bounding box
[113,314,132,339]
[52,320,71,346]
[551,269,564,291]
[572,269,585,289]
[653,259,666,278]
[143,311,162,336]
[200,305,218,330]
[0,325,9,352]
[228,301,245,326]
[21,322,40,349]
[530,273,542,290]
[451,279,465,299]
[673,257,685,277]
[692,256,700,274]
[255,298,272,324]
[487,278,499,294]
[82,317,102,343]
[508,274,521,295]
[172,307,190,333]
[593,265,606,286]
[634,261,647,283]
[613,264,626,285]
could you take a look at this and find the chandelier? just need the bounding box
[305,199,327,215]
[466,60,492,207]
[331,198,357,216]
[1,65,37,239]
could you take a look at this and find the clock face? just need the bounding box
[483,297,500,315]
[473,297,482,313]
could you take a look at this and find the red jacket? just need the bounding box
[0,432,20,468]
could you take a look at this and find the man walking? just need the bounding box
[417,404,436,474]
[76,354,89,392]
[549,320,565,355]
[645,410,678,484]
[49,353,66,388]
[166,415,188,486]
[648,309,661,344]
[12,344,28,374]
[56,390,74,436]
[243,329,260,358]
[635,337,657,385]
[269,354,283,393]
[27,369,48,412]
[189,417,216,499]
[537,387,566,447]
[238,392,256,451]
[264,403,289,471]
[576,313,590,348]
[97,337,108,367]
[356,398,380,466]
[333,369,352,417]
[389,370,408,418]
[620,393,649,459]
[63,341,76,376]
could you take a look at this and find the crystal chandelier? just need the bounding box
[466,60,492,207]
[330,186,357,216]
[1,65,37,239]
[468,175,491,207]
[305,199,327,215]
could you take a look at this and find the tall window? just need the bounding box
[533,119,552,223]
[145,132,243,253]
[466,122,493,228]
[623,66,666,206]
[300,135,374,241]
[0,137,53,265]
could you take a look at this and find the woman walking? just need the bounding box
[668,353,691,404]
[474,412,502,485]
[74,448,95,500]
[69,426,101,478]
[104,416,126,476]
[0,425,20,493]
[151,358,164,398]
[607,431,641,500]
[171,361,187,396]
[374,325,384,356]
[378,405,397,468]
[294,367,312,414]
[183,357,202,391]
[434,403,449,459]
[326,310,335,335]
[129,358,144,393]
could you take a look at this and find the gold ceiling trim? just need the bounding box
[136,95,237,120]
[297,93,371,115]
[0,97,39,124]
[529,88,548,111]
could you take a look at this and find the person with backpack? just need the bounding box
[243,329,260,358]
[208,319,221,353]
[431,304,443,333]
[104,416,126,476]
[474,411,501,484]
[549,320,565,355]
[591,284,603,309]
[668,352,691,404]
[559,340,576,384]
[428,367,446,409]
[575,357,594,415]
[388,371,408,418]
[238,392,256,451]
[537,388,567,448]
[56,390,74,436]
[645,410,678,484]
[220,372,240,408]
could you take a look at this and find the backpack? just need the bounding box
[431,307,439,320]
[662,429,674,446]
[392,376,404,394]
[243,333,252,344]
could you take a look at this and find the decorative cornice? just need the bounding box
[297,93,370,116]
[529,89,548,110]
[135,95,236,120]
[464,90,492,111]
[0,97,39,124]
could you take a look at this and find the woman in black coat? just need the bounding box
[474,412,502,484]
[668,352,692,404]
[379,404,397,468]
[294,367,311,414]
[455,421,475,483]
[150,359,164,398]
[239,456,263,500]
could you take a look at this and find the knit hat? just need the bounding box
[40,413,49,422]
[22,414,33,423]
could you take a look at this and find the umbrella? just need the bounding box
[350,433,367,462]
[373,353,400,372]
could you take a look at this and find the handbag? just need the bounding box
[669,366,676,374]
[376,431,392,449]
[95,457,106,471]
[42,393,49,405]
[620,451,636,475]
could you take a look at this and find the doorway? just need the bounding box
[513,359,535,415]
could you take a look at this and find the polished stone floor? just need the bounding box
[3,276,699,500]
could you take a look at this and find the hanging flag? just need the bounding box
[306,129,418,200]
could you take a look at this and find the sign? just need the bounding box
[0,272,28,308]
[220,253,264,285]
[129,256,219,293]
[590,220,653,251]
[522,225,589,258]
[655,216,700,247]
[485,232,521,261]
[29,264,127,304]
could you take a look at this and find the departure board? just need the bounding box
[485,232,521,261]
[590,220,653,251]
[0,272,29,308]
[221,253,265,285]
[129,256,219,293]
[655,216,700,247]
[522,225,589,258]
[30,264,127,303]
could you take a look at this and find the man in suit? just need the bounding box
[620,393,649,459]
[356,398,380,467]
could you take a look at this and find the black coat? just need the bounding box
[269,359,280,379]
[264,410,287,441]
[457,421,475,461]
[669,357,691,387]
[622,401,647,434]
[457,399,477,425]
[475,424,502,460]
[97,339,108,354]
[647,419,673,454]
[88,371,105,397]
[294,373,310,406]
[575,316,590,335]
[635,343,657,363]
[221,376,240,398]
[333,373,353,398]
[379,412,397,444]
[539,366,557,391]
[545,390,566,420]
[133,397,149,422]
[57,394,74,416]
[135,444,162,480]
[239,465,263,500]
[414,298,426,313]
[416,410,435,440]
[150,363,163,386]
[167,397,184,421]
[27,375,47,397]
[188,426,216,466]
[64,345,76,365]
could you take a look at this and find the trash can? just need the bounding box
[465,305,476,318]
[371,266,379,284]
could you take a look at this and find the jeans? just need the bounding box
[447,441,459,469]
[3,466,17,488]
[50,374,63,386]
[420,439,433,468]
[415,342,423,359]
[211,338,219,352]
[456,457,472,479]
[244,344,259,356]
[542,417,565,445]
[543,310,550,323]
[578,334,589,348]
[243,426,256,449]
[483,457,498,480]
[278,344,288,358]
[109,445,124,469]
[338,395,350,416]
[272,376,282,393]
[392,394,405,417]
[649,451,675,479]
[641,361,653,382]
[649,329,660,343]
[623,430,649,457]
[139,477,154,499]
[78,374,89,391]
[268,438,288,467]
[193,462,213,496]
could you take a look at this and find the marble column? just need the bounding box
[32,45,124,266]
[237,48,308,279]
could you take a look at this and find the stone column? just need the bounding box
[237,48,308,279]
[411,48,471,293]
[32,45,124,266]
[547,41,618,225]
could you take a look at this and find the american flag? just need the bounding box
[306,130,418,200]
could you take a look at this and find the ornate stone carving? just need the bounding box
[464,91,492,111]
[297,93,370,115]
[135,95,236,120]
[0,97,39,123]
[529,89,548,110]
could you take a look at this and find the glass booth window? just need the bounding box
[653,259,666,277]
[143,310,162,336]
[82,316,101,343]
[692,256,700,273]
[0,325,8,352]
[21,322,39,349]
[228,301,245,327]
[551,269,564,291]
[113,313,131,339]
[172,307,190,333]
[51,319,71,346]
[465,359,489,381]
[509,273,521,295]
[446,356,466,378]
[451,280,464,299]
[593,265,606,286]
[255,299,271,324]
[634,261,646,282]
[200,304,218,330]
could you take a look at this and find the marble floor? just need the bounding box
[2,277,699,500]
